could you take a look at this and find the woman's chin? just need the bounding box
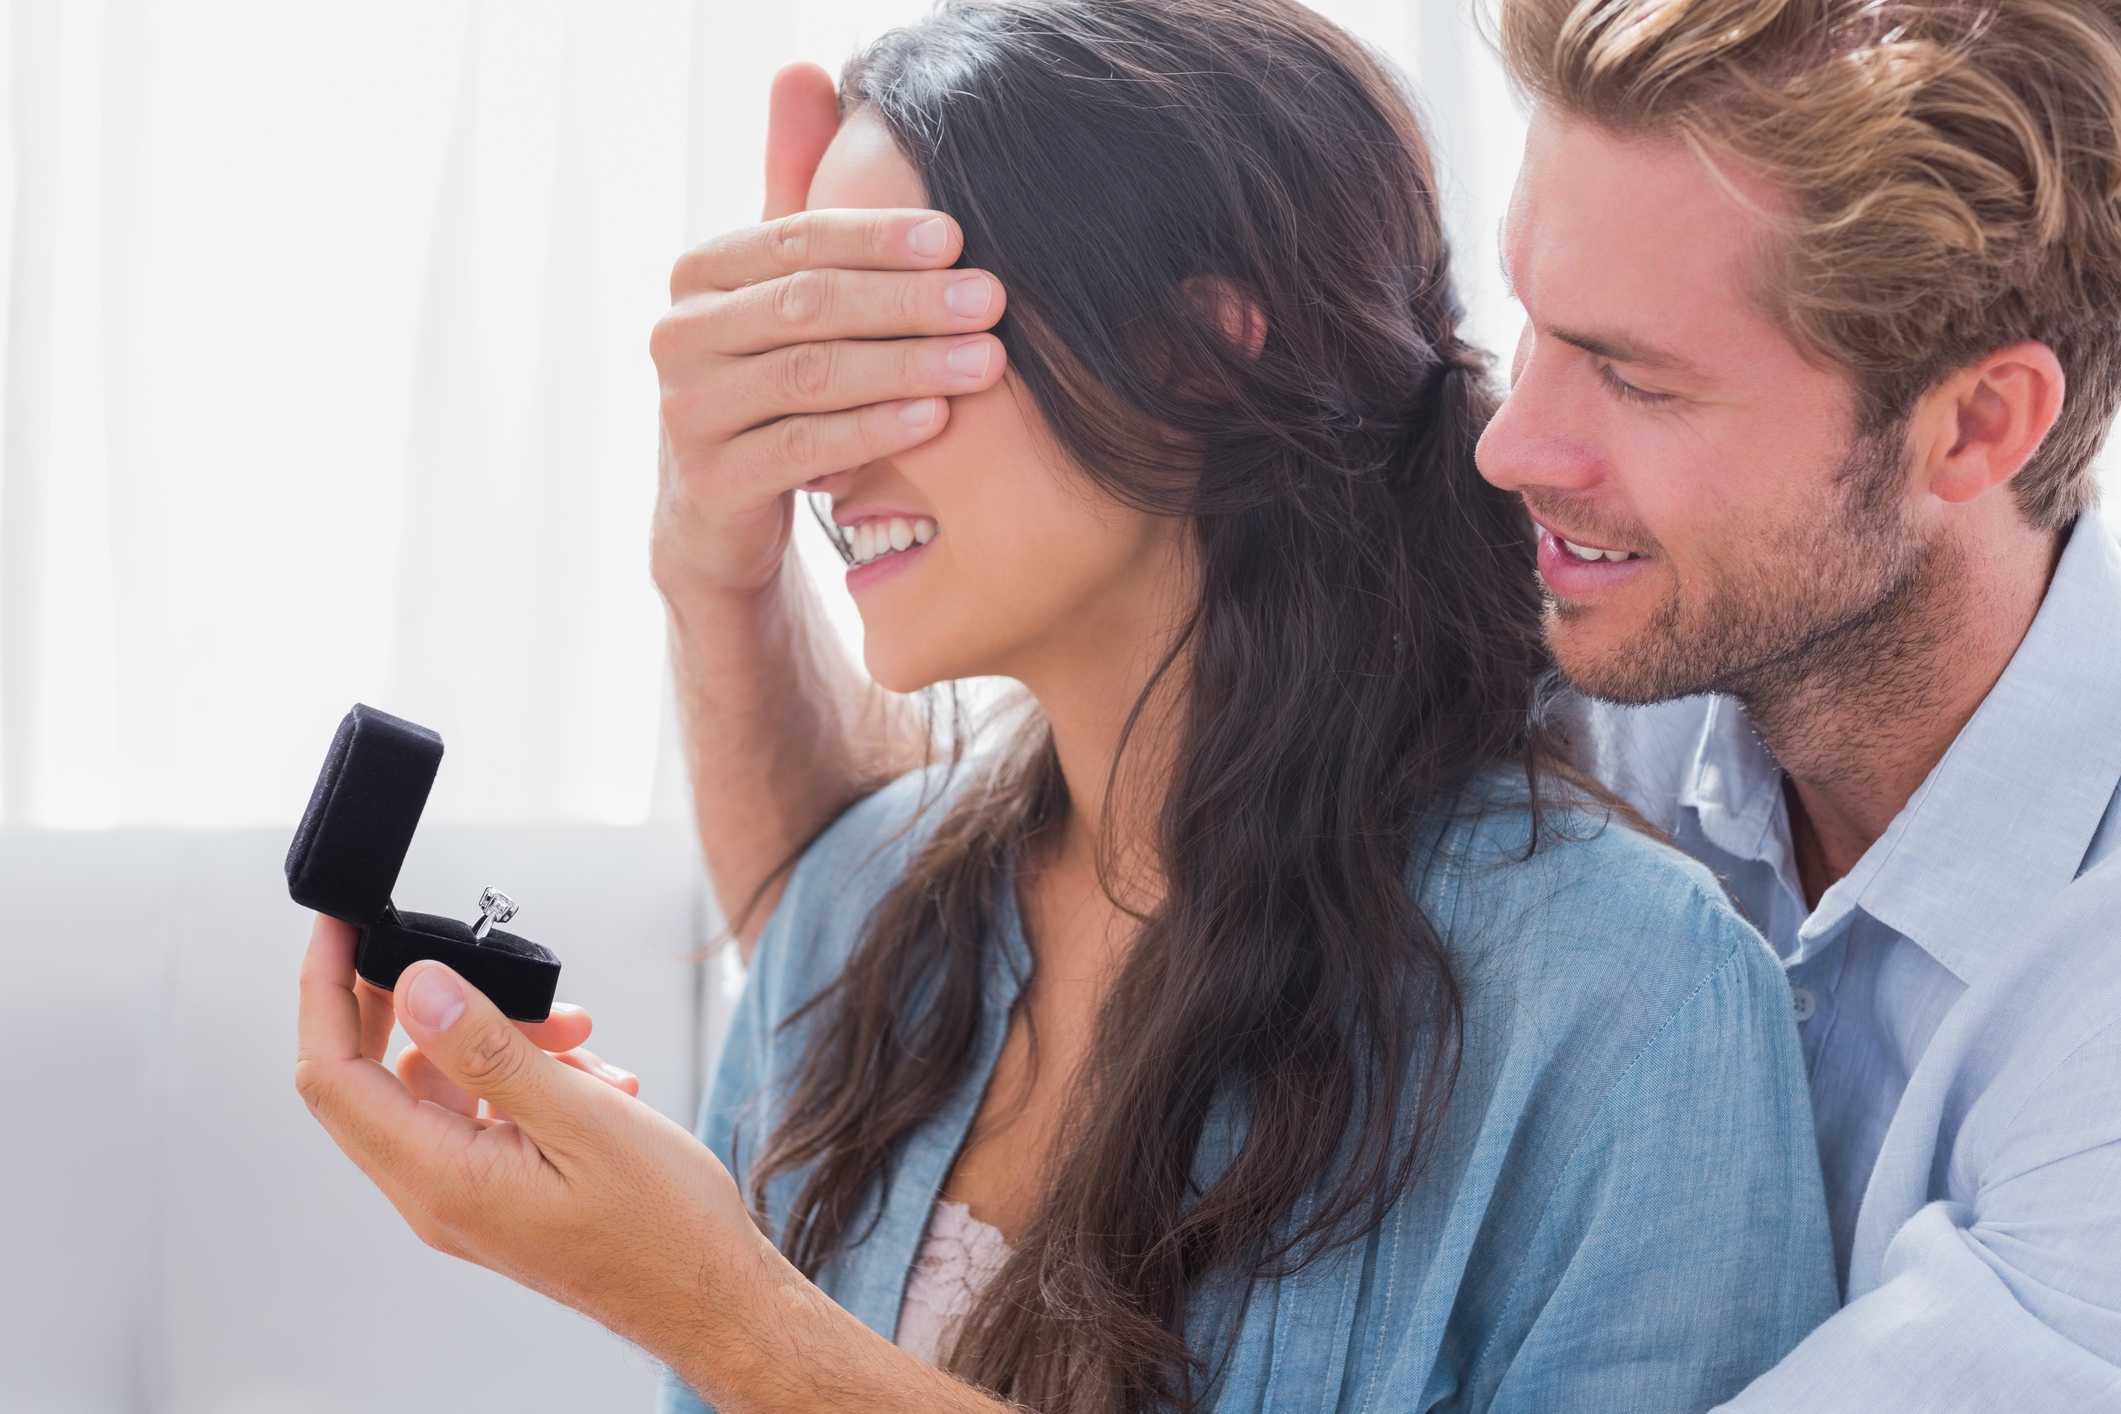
[863,642,950,696]
[864,621,1013,694]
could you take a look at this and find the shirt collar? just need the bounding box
[1683,513,2121,983]
[1678,694,1786,865]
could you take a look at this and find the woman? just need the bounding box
[661,1,1836,1409]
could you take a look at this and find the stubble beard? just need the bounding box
[1550,426,1956,723]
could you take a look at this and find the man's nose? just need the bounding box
[1476,345,1603,499]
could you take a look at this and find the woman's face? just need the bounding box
[801,108,1192,696]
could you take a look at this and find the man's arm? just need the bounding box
[670,1224,1028,1414]
[661,566,928,965]
[1716,1002,2121,1409]
[1715,1196,2121,1411]
[650,63,1004,965]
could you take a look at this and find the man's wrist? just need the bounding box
[653,550,787,630]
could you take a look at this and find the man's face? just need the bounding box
[1477,107,1937,705]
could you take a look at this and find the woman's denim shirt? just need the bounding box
[658,760,1837,1412]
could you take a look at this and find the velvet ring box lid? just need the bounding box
[285,703,561,1021]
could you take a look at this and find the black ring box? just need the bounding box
[285,703,562,1021]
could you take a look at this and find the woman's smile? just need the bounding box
[838,511,940,591]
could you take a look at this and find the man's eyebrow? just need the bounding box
[1498,236,1706,378]
[1548,326,1701,377]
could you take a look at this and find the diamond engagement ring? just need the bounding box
[471,886,519,942]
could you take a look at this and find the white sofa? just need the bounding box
[0,822,734,1414]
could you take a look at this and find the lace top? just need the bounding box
[892,1198,1015,1367]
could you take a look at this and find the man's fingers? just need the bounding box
[724,331,1005,434]
[392,962,607,1144]
[721,396,958,503]
[556,1047,640,1097]
[397,1043,480,1117]
[355,965,588,1067]
[485,1049,639,1124]
[355,976,397,1063]
[670,209,964,301]
[690,268,1004,362]
[763,62,840,222]
[307,1058,479,1180]
[298,913,369,1069]
[296,916,484,1184]
[650,267,1004,414]
[397,1039,634,1122]
[517,1001,594,1055]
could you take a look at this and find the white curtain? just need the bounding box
[0,0,1563,832]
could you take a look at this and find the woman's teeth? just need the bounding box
[1557,533,1639,564]
[848,516,937,566]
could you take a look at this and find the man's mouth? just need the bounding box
[1551,531,1642,564]
[1530,517,1646,564]
[1531,518,1653,597]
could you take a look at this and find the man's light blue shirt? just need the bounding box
[1573,512,2121,1411]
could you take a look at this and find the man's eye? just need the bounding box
[1596,362,1673,406]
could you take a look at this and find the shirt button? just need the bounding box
[1791,987,1818,1023]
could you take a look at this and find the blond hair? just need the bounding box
[1496,0,2121,529]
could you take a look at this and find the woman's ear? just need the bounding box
[1181,275,1269,361]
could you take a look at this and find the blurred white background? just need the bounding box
[3,1,2112,1412]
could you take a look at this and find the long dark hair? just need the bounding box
[733,2,1568,1408]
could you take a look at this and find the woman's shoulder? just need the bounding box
[792,754,973,887]
[1416,764,1790,1060]
[1331,775,1831,1412]
[747,751,990,1013]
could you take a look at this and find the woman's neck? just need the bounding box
[1016,635,1191,921]
[1009,534,1197,916]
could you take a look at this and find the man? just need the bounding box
[640,2,2121,1406]
[1475,3,2121,1407]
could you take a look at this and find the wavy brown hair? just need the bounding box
[725,2,1580,1408]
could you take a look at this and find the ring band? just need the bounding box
[471,886,519,942]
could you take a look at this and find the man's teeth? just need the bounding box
[848,516,937,566]
[1557,533,1638,564]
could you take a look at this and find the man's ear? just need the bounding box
[1918,340,2067,506]
[1181,275,1269,361]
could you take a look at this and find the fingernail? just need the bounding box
[594,1058,634,1082]
[900,398,938,427]
[945,276,991,318]
[947,338,992,378]
[548,1001,584,1016]
[405,966,465,1031]
[909,217,949,256]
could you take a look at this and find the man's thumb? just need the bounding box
[763,61,840,221]
[396,961,567,1124]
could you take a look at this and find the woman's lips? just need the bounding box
[845,531,935,592]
